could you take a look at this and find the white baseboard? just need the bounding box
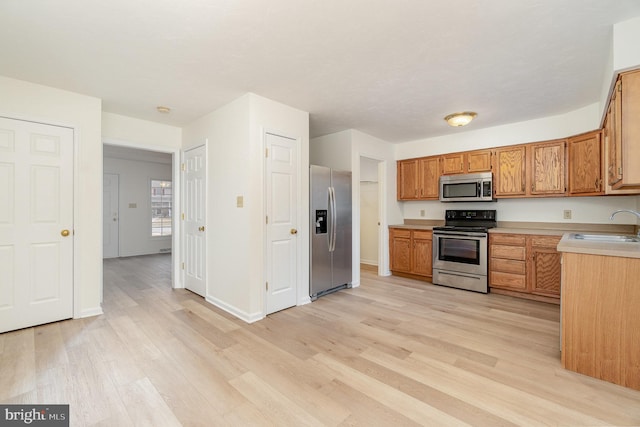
[76,306,104,319]
[205,296,264,323]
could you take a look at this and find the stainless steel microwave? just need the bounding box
[439,172,494,202]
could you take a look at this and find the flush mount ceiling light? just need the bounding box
[156,106,171,114]
[444,111,477,127]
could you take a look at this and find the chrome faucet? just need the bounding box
[610,209,640,236]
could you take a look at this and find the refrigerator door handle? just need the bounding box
[329,186,337,252]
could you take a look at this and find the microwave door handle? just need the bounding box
[477,181,481,197]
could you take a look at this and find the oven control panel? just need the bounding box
[445,210,496,220]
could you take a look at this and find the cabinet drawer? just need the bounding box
[529,235,561,247]
[390,229,411,238]
[490,258,526,275]
[413,230,432,240]
[490,271,526,290]
[491,245,526,260]
[490,234,526,245]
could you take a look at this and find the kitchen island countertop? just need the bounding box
[557,233,640,259]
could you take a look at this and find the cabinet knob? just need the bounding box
[198,226,205,232]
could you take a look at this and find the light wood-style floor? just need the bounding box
[2,254,640,426]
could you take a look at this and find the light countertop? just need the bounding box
[557,233,640,259]
[388,224,435,230]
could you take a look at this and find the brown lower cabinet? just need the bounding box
[489,233,561,304]
[561,252,640,391]
[389,227,432,281]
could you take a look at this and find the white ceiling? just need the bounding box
[2,1,640,143]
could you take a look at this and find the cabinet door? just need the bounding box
[617,70,640,189]
[418,157,440,199]
[467,150,492,173]
[494,146,526,197]
[607,84,622,186]
[397,160,418,200]
[528,236,561,298]
[568,131,603,195]
[441,153,465,175]
[412,231,432,277]
[530,140,566,195]
[389,230,411,273]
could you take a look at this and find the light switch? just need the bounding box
[129,203,137,208]
[237,196,243,208]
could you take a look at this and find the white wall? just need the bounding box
[351,130,403,277]
[402,196,638,225]
[102,112,182,149]
[613,16,640,74]
[309,130,353,171]
[183,93,309,322]
[0,75,103,318]
[396,104,600,159]
[103,156,172,256]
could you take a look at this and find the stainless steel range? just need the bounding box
[432,209,496,293]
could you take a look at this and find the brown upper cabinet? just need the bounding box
[605,69,640,190]
[493,140,566,198]
[397,158,419,200]
[418,156,440,199]
[568,130,604,196]
[530,139,566,196]
[397,155,441,200]
[441,149,492,175]
[493,145,527,197]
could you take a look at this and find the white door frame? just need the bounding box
[357,153,389,278]
[263,128,306,315]
[103,172,120,258]
[102,138,182,289]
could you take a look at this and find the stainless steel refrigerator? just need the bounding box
[310,165,352,300]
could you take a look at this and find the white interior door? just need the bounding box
[183,145,206,297]
[265,132,298,315]
[0,116,74,333]
[103,173,119,258]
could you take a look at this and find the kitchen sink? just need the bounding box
[571,233,640,243]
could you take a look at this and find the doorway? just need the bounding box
[102,142,180,290]
[359,157,381,270]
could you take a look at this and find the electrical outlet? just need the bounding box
[563,209,572,219]
[420,209,425,217]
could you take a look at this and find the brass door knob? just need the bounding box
[61,229,70,237]
[290,228,298,235]
[198,226,205,232]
